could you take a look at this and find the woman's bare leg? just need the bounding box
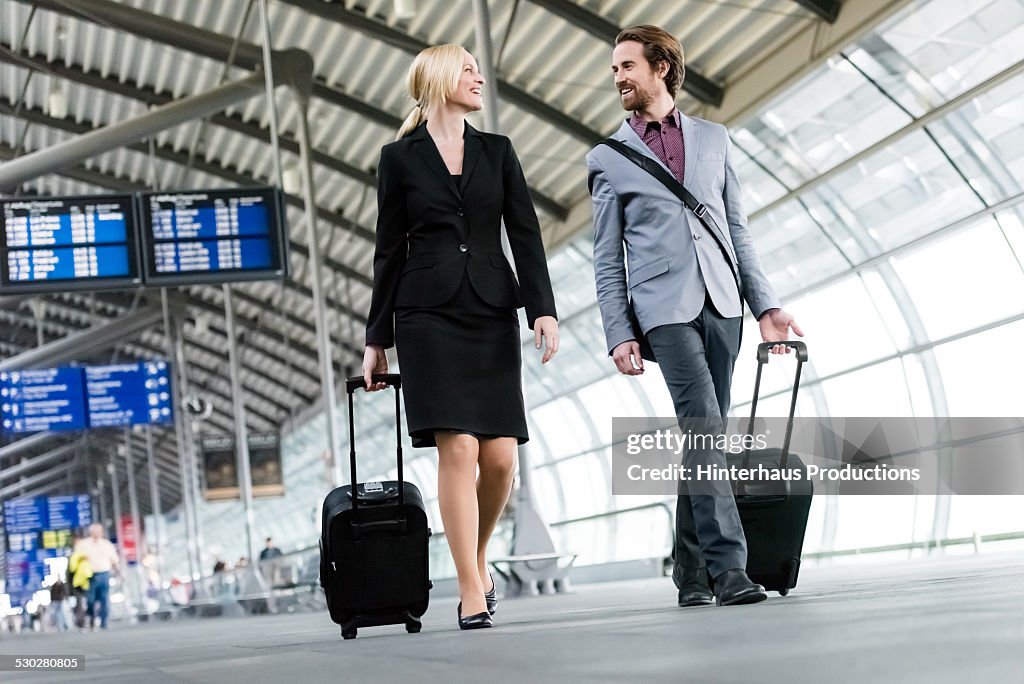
[435,431,487,616]
[476,437,517,591]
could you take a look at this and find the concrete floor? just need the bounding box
[2,551,1022,684]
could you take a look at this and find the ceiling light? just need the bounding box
[48,87,68,119]
[393,0,417,21]
[282,163,302,195]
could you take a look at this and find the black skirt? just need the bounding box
[395,273,528,448]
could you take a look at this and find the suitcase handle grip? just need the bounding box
[346,373,401,394]
[756,341,807,363]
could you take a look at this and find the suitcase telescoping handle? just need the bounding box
[741,341,807,472]
[344,373,404,513]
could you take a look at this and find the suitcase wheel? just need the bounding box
[405,621,421,634]
[778,588,789,597]
[341,626,357,640]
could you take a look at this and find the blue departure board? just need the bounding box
[3,495,89,606]
[0,194,141,294]
[85,361,173,428]
[0,367,88,433]
[140,187,288,286]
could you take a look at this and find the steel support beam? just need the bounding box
[0,431,61,464]
[296,99,342,488]
[712,0,915,124]
[223,286,260,566]
[750,56,1024,221]
[0,10,568,218]
[0,439,80,484]
[792,0,841,23]
[527,0,724,106]
[276,0,602,145]
[0,71,269,189]
[0,301,176,371]
[0,458,76,499]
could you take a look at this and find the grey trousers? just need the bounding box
[646,301,746,582]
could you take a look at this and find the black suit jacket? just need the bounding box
[365,122,557,348]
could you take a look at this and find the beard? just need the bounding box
[619,84,653,112]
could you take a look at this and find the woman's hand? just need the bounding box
[362,345,389,391]
[534,316,560,364]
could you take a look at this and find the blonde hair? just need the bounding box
[396,44,466,140]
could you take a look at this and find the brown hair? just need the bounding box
[615,25,685,98]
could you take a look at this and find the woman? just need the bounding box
[362,44,559,630]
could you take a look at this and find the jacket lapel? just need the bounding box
[459,124,483,194]
[680,113,699,187]
[411,123,462,200]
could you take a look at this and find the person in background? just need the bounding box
[79,523,120,630]
[69,533,93,631]
[259,538,282,562]
[49,577,69,632]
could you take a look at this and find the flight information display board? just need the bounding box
[0,367,88,433]
[139,186,288,286]
[85,361,173,428]
[3,494,90,608]
[0,194,141,294]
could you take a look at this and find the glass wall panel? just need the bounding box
[892,220,1024,340]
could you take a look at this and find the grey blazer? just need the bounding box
[587,115,779,356]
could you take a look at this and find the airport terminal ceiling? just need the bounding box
[1,0,1023,573]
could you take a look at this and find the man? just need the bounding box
[259,537,283,586]
[259,537,282,562]
[78,523,120,629]
[588,25,803,607]
[49,577,69,632]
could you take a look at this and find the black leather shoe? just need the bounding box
[484,573,497,615]
[674,566,713,607]
[714,569,768,606]
[457,601,493,630]
[678,588,714,607]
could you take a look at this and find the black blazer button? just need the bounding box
[459,244,469,253]
[457,208,465,216]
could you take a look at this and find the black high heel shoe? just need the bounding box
[457,601,493,630]
[484,573,497,615]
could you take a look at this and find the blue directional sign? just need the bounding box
[2,497,48,534]
[85,361,173,428]
[0,194,141,294]
[46,494,93,530]
[0,367,88,433]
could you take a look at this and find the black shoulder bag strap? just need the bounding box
[598,138,741,293]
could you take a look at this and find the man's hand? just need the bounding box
[611,340,644,375]
[362,345,389,390]
[534,316,560,364]
[759,309,804,354]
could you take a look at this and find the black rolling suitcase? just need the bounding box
[728,341,813,596]
[319,373,431,639]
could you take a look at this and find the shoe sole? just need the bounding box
[678,595,714,607]
[716,591,768,607]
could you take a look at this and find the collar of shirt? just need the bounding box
[628,108,682,137]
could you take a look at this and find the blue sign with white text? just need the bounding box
[85,361,173,428]
[0,367,88,433]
